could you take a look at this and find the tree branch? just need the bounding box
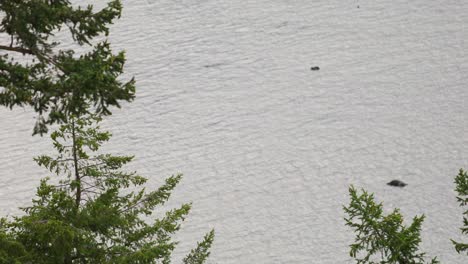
[0,44,66,73]
[0,44,33,55]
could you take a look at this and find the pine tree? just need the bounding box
[452,169,468,255]
[344,186,438,264]
[0,0,135,135]
[2,115,214,263]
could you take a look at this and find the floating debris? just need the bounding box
[310,66,320,71]
[387,180,407,187]
[204,62,226,68]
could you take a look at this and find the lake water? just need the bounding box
[1,0,468,263]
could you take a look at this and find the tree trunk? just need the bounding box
[71,120,81,209]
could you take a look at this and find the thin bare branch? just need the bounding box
[0,44,33,54]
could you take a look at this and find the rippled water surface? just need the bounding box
[1,1,468,263]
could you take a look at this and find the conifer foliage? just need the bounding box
[344,186,438,264]
[0,1,214,263]
[0,0,135,135]
[452,169,468,255]
[1,115,214,263]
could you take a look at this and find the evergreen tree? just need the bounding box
[452,169,468,255]
[0,0,135,135]
[344,186,438,264]
[0,1,215,262]
[2,115,214,263]
[0,218,28,264]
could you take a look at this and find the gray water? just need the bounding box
[1,1,468,263]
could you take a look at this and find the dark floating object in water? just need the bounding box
[204,62,225,68]
[387,180,407,187]
[310,66,320,71]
